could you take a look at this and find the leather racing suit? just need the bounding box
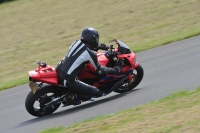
[56,40,118,97]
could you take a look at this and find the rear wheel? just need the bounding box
[114,64,144,93]
[25,85,61,117]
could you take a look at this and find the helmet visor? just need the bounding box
[96,37,99,44]
[94,35,99,44]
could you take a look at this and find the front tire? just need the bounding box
[114,64,144,93]
[25,85,61,117]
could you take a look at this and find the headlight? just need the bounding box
[133,58,136,64]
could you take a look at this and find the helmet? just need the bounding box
[81,27,99,49]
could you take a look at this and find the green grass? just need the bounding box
[1,0,200,90]
[40,87,200,133]
[40,127,65,133]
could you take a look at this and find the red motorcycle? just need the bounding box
[25,39,144,117]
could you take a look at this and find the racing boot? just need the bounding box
[63,93,81,105]
[93,91,104,98]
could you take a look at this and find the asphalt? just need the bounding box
[0,36,200,133]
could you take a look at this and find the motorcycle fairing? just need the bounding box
[97,52,109,66]
[117,52,138,69]
[28,66,58,85]
[92,69,133,88]
[108,39,138,68]
[28,40,137,86]
[109,39,131,54]
[78,63,97,79]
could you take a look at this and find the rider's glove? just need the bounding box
[99,43,106,47]
[98,43,107,50]
[97,66,120,75]
[90,43,106,51]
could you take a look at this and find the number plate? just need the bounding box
[29,81,38,94]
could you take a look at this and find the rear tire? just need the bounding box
[25,85,61,117]
[114,64,144,93]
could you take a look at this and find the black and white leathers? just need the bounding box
[56,40,118,96]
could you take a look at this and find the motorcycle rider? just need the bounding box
[56,27,120,105]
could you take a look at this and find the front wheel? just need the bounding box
[114,64,144,93]
[25,85,62,117]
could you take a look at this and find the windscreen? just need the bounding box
[109,39,131,54]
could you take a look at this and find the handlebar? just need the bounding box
[98,44,115,51]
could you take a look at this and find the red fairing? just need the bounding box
[79,52,109,79]
[97,52,109,66]
[28,52,138,84]
[28,66,59,85]
[120,66,132,72]
[78,63,96,79]
[117,52,138,69]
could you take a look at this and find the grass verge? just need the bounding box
[1,0,200,90]
[40,87,200,133]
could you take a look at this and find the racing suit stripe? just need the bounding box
[67,40,81,57]
[67,50,97,75]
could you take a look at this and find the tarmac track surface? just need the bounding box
[0,36,200,133]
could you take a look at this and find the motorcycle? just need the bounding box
[25,39,144,117]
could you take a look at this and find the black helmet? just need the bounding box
[81,27,99,49]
